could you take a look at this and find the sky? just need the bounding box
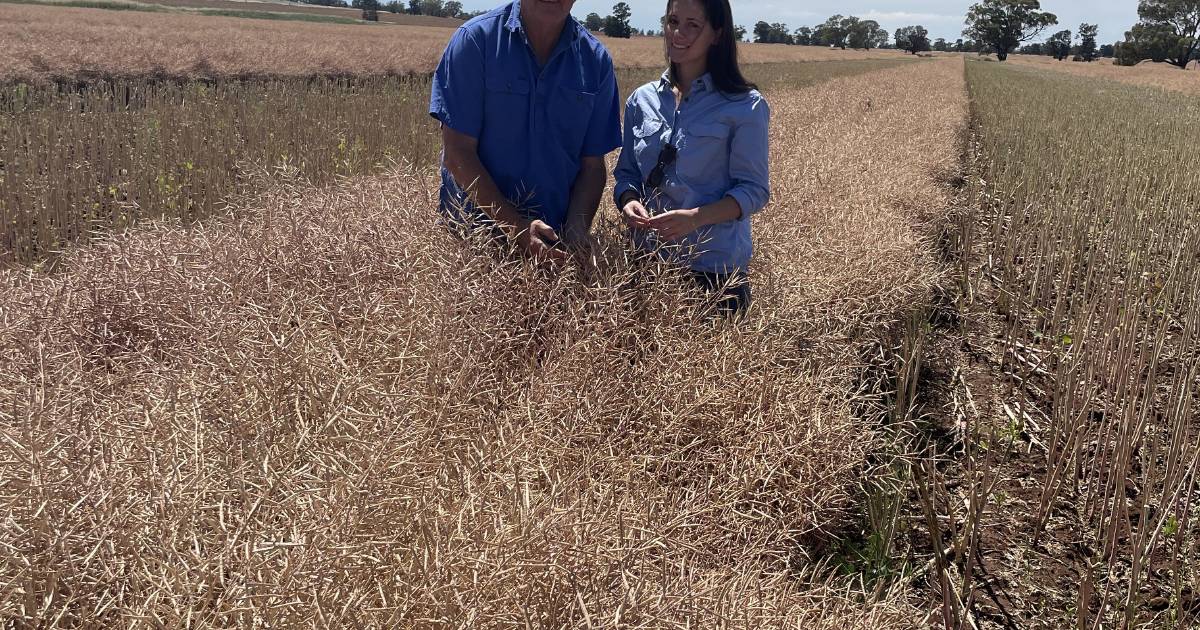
[457,1,1140,46]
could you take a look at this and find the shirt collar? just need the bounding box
[658,70,716,95]
[505,0,582,42]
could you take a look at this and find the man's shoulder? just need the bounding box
[453,3,510,40]
[573,23,614,66]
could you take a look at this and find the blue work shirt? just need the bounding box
[429,1,622,231]
[613,72,770,274]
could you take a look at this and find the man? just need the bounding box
[429,0,622,262]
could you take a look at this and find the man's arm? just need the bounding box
[442,125,564,259]
[561,156,607,245]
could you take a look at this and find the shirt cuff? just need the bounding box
[728,188,758,222]
[613,181,640,207]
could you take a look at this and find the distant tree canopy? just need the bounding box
[754,21,795,44]
[848,19,887,49]
[815,14,851,48]
[1115,0,1200,68]
[584,12,604,31]
[1047,29,1072,59]
[963,0,1058,61]
[895,25,931,54]
[1076,22,1099,60]
[1099,42,1116,57]
[733,25,747,41]
[602,2,633,38]
[793,26,813,46]
[933,37,949,51]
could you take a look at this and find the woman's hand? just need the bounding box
[646,208,701,241]
[621,198,652,229]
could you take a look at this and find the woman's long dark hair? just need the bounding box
[665,0,756,95]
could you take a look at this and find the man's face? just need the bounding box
[522,0,576,26]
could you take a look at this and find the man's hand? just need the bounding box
[621,198,652,229]
[646,208,701,241]
[515,218,568,264]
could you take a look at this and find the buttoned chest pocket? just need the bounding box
[631,117,665,180]
[679,122,731,187]
[548,85,596,158]
[483,75,531,144]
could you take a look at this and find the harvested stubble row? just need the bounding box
[965,60,1200,627]
[0,58,966,626]
[0,3,907,84]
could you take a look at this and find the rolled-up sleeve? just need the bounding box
[726,95,771,221]
[429,27,485,139]
[612,96,643,207]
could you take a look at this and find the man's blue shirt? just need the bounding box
[429,1,622,231]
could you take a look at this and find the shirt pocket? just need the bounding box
[631,117,665,180]
[679,121,731,188]
[549,85,596,158]
[483,74,531,145]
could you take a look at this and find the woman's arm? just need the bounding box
[612,97,645,209]
[724,95,772,221]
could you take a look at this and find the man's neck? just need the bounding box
[520,3,568,66]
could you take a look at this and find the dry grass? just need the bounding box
[0,2,907,83]
[0,58,966,626]
[1004,53,1200,94]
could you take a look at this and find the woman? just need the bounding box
[613,0,770,316]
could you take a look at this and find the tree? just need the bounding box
[406,0,420,14]
[1100,42,1116,57]
[849,19,886,49]
[816,14,851,48]
[734,25,747,41]
[963,0,1058,61]
[1116,0,1200,68]
[584,12,605,31]
[794,26,813,46]
[895,25,931,54]
[1020,42,1045,54]
[753,21,773,43]
[1077,23,1099,60]
[418,0,442,16]
[934,37,949,51]
[356,0,379,20]
[954,38,966,52]
[603,2,633,38]
[1047,29,1072,59]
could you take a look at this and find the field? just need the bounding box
[1006,53,1200,94]
[1,5,1198,629]
[0,3,907,84]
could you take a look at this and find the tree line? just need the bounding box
[330,0,1200,70]
[959,0,1196,69]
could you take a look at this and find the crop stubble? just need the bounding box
[0,58,967,626]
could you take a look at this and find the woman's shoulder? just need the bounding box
[721,89,769,122]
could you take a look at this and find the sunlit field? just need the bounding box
[1,3,1198,628]
[0,56,964,625]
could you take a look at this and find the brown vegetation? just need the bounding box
[1007,53,1200,94]
[0,58,967,626]
[0,3,906,83]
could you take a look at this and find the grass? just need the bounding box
[0,58,967,627]
[0,2,910,86]
[957,58,1200,627]
[0,0,367,23]
[0,58,914,266]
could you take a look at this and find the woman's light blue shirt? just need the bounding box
[613,72,770,274]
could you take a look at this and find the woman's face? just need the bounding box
[664,0,720,68]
